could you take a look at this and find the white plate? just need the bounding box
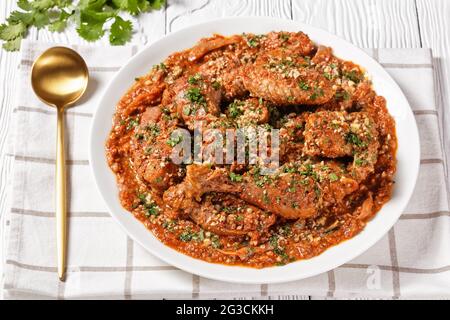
[90,17,420,284]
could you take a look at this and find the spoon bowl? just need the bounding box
[31,47,89,109]
[31,47,89,281]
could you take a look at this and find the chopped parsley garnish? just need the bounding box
[274,248,289,262]
[144,203,159,217]
[262,192,270,204]
[179,229,204,242]
[154,62,167,70]
[136,193,160,218]
[144,146,152,155]
[269,235,278,248]
[211,234,221,249]
[269,235,290,265]
[345,132,366,147]
[283,166,297,174]
[167,133,183,147]
[187,73,202,85]
[248,38,258,47]
[244,34,264,47]
[229,172,243,182]
[355,158,366,166]
[162,220,176,232]
[179,231,194,242]
[126,117,139,130]
[343,70,363,83]
[145,123,160,137]
[310,86,324,100]
[279,33,290,42]
[211,81,221,90]
[329,173,339,182]
[185,87,206,105]
[335,90,351,101]
[279,224,292,236]
[314,186,321,198]
[298,81,309,90]
[228,100,243,118]
[299,163,314,176]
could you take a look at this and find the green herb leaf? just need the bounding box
[17,0,33,11]
[7,11,34,25]
[0,22,26,41]
[2,37,21,51]
[31,0,54,10]
[32,11,50,29]
[77,9,115,42]
[48,9,72,32]
[1,0,164,51]
[109,16,132,45]
[148,0,165,10]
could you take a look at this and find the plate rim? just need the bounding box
[89,16,420,284]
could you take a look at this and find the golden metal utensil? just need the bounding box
[31,47,89,281]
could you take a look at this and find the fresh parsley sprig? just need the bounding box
[0,0,165,51]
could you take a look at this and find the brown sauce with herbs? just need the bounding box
[106,32,397,268]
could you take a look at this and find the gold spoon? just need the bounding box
[31,47,89,281]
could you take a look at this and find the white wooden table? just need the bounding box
[1,0,449,299]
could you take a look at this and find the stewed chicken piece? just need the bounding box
[164,163,358,220]
[163,169,276,237]
[180,192,276,238]
[166,74,221,130]
[242,48,335,105]
[303,111,380,181]
[129,106,184,194]
[259,31,316,55]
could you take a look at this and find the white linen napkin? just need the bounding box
[2,41,449,299]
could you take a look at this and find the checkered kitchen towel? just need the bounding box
[2,41,450,299]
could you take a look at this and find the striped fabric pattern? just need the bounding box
[2,41,449,299]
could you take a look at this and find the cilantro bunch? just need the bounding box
[0,0,165,51]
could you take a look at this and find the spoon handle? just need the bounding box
[56,108,67,281]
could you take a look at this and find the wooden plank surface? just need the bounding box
[1,0,448,299]
[166,0,292,32]
[416,0,450,178]
[292,0,421,48]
